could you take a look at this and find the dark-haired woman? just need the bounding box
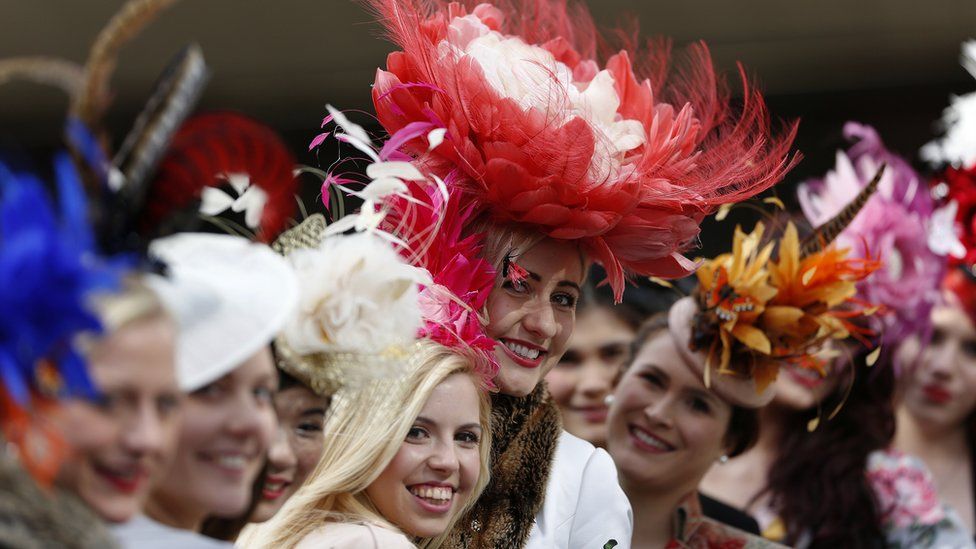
[545,268,666,448]
[606,304,777,548]
[701,346,971,547]
[895,297,976,537]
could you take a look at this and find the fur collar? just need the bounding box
[0,453,117,548]
[445,384,562,548]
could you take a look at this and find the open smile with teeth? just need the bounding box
[210,454,248,470]
[409,485,454,504]
[503,340,543,360]
[630,425,676,452]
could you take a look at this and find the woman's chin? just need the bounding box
[494,357,545,397]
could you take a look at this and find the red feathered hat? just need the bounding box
[365,0,800,298]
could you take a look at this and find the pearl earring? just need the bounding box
[604,394,615,406]
[718,454,729,465]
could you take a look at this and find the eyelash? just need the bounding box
[456,431,480,447]
[640,373,664,388]
[688,397,711,414]
[552,292,577,309]
[407,426,428,441]
[502,279,577,311]
[502,279,529,294]
[296,421,323,437]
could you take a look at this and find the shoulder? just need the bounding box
[552,431,610,473]
[866,448,974,548]
[296,522,415,549]
[530,431,632,547]
[113,516,231,548]
[865,448,946,527]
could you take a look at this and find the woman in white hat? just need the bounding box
[112,233,298,548]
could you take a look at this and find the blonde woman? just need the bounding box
[240,341,491,549]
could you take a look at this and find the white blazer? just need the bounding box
[525,431,633,549]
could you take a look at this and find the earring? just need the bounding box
[718,454,729,465]
[604,394,615,407]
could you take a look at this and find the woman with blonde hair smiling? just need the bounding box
[242,341,490,548]
[236,213,492,548]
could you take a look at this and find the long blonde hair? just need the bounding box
[239,340,491,548]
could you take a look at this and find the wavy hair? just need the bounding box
[760,351,895,547]
[239,340,491,548]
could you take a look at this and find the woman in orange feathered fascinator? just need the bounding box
[606,176,885,548]
[312,1,799,546]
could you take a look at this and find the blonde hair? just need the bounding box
[239,340,491,549]
[90,276,167,332]
[465,215,588,281]
[76,276,170,357]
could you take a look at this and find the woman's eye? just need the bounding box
[157,395,180,417]
[502,279,530,294]
[599,345,626,363]
[557,350,582,367]
[94,393,118,412]
[962,340,976,359]
[406,426,429,441]
[456,430,480,446]
[254,386,274,404]
[296,421,323,437]
[551,292,577,309]
[688,397,712,414]
[640,373,664,388]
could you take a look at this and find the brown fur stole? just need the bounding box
[444,384,561,548]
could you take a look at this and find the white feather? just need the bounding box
[366,161,426,181]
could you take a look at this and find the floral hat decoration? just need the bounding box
[798,122,962,357]
[346,0,800,300]
[922,41,976,320]
[271,214,431,397]
[669,171,885,408]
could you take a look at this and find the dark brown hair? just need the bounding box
[760,351,895,547]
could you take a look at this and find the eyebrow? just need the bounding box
[301,408,327,416]
[416,416,482,430]
[523,269,582,293]
[557,280,582,293]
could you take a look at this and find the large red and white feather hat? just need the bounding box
[364,0,800,298]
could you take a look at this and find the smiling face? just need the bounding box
[146,348,278,527]
[365,373,483,538]
[900,303,976,429]
[58,314,181,524]
[607,330,733,495]
[546,306,634,447]
[486,238,584,397]
[251,384,328,522]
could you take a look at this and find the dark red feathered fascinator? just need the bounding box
[140,112,297,243]
[366,0,800,298]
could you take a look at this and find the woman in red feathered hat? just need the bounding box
[322,1,799,546]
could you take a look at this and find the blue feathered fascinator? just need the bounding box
[0,153,128,406]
